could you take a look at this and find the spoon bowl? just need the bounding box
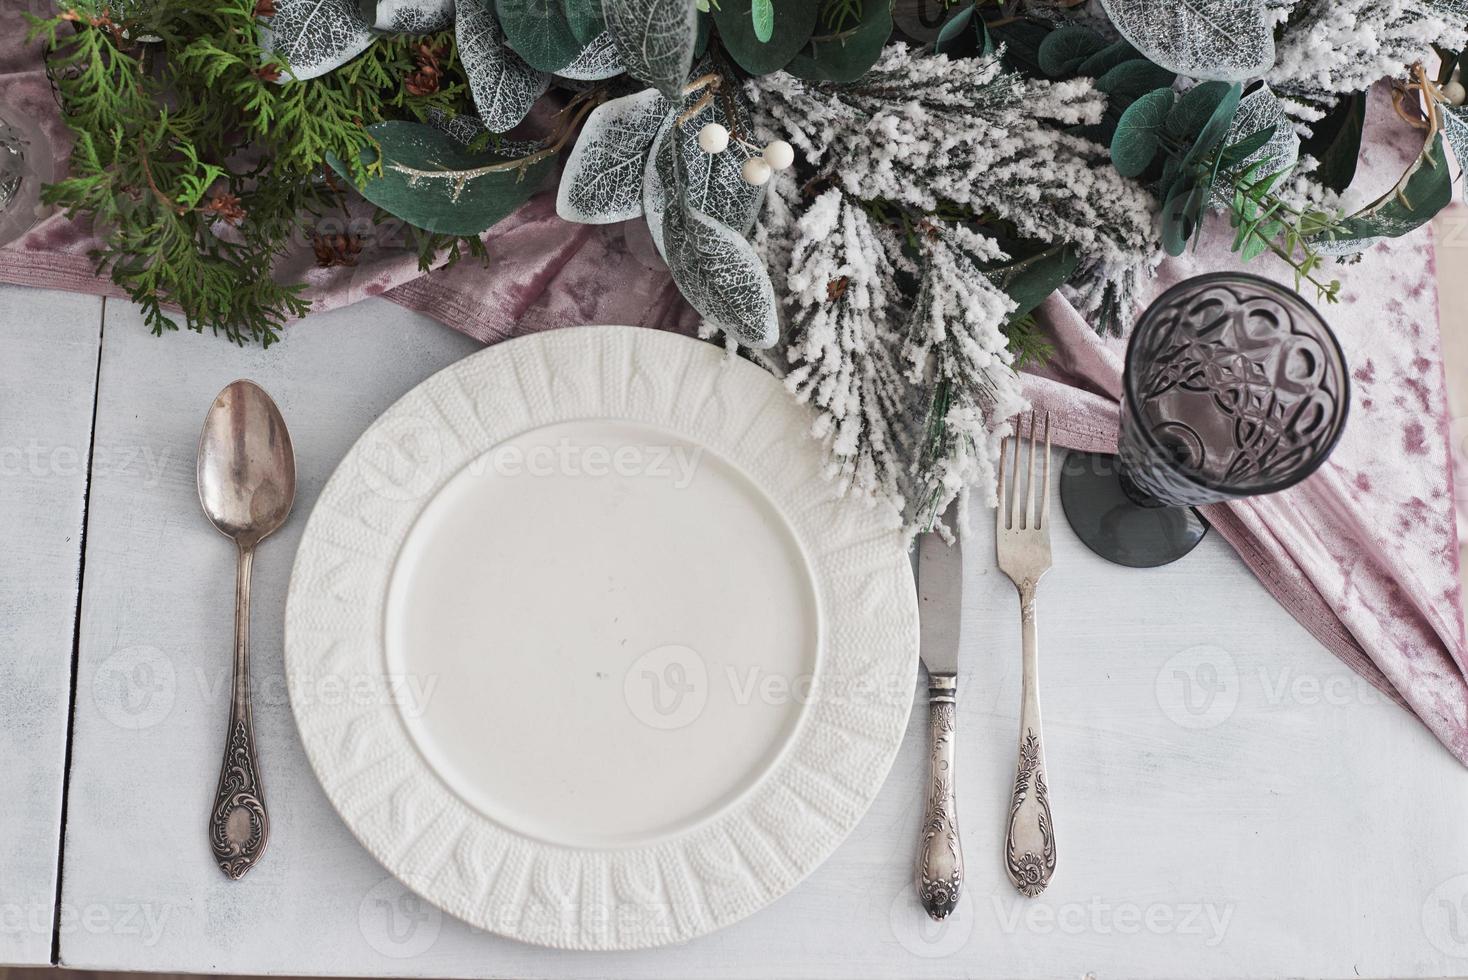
[197,380,296,547]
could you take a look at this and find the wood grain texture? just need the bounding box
[54,295,1468,978]
[0,288,102,966]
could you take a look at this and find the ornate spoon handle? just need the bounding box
[916,675,963,919]
[209,544,269,880]
[1005,580,1055,896]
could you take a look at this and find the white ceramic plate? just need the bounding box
[285,326,917,950]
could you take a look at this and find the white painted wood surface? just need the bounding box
[0,287,102,966]
[47,293,1468,978]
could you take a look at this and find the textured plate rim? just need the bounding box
[284,325,918,950]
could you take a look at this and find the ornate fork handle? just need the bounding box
[209,544,269,880]
[916,675,963,919]
[1005,578,1055,897]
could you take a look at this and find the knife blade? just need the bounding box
[917,522,962,678]
[913,508,964,920]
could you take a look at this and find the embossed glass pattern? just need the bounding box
[1119,272,1349,507]
[1060,272,1350,568]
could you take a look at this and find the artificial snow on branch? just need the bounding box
[1270,0,1468,103]
[783,187,915,518]
[901,221,1026,526]
[748,44,1161,333]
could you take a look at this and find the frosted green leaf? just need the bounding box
[557,31,626,80]
[1444,103,1468,176]
[1212,84,1298,208]
[604,0,697,100]
[258,0,374,81]
[361,0,454,31]
[1097,0,1275,82]
[456,0,550,132]
[642,81,764,257]
[663,201,778,348]
[558,88,669,223]
[642,110,676,257]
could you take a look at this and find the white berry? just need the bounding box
[762,139,795,171]
[697,123,729,154]
[741,156,772,186]
[1445,80,1467,106]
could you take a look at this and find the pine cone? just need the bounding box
[404,42,447,97]
[311,232,362,268]
[204,191,247,226]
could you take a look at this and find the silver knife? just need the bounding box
[914,511,964,920]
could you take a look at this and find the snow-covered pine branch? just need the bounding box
[902,221,1027,527]
[783,187,914,519]
[748,43,1161,333]
[1270,0,1468,102]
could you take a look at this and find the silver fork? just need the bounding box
[996,411,1058,897]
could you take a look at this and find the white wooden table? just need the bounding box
[4,282,1468,978]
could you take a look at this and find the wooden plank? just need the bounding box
[58,296,1468,978]
[0,287,103,967]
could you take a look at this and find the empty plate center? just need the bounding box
[385,419,819,848]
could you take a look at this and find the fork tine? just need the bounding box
[1007,422,1021,530]
[1023,411,1037,529]
[1039,412,1052,529]
[996,433,1008,533]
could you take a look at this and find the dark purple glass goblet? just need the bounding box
[1060,272,1350,567]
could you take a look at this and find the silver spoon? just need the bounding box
[197,379,296,880]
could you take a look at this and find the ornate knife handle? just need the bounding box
[916,675,963,920]
[209,545,269,880]
[1005,580,1056,897]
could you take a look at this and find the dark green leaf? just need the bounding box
[1094,59,1177,106]
[1075,39,1140,77]
[497,0,582,71]
[714,0,819,74]
[1110,87,1174,178]
[333,121,554,236]
[1160,176,1207,256]
[788,0,891,82]
[988,17,1050,76]
[563,0,605,44]
[933,5,974,54]
[1319,131,1454,246]
[1179,81,1243,169]
[988,244,1079,320]
[695,9,711,56]
[1219,125,1277,164]
[1037,24,1108,77]
[1300,91,1365,194]
[1165,80,1233,140]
